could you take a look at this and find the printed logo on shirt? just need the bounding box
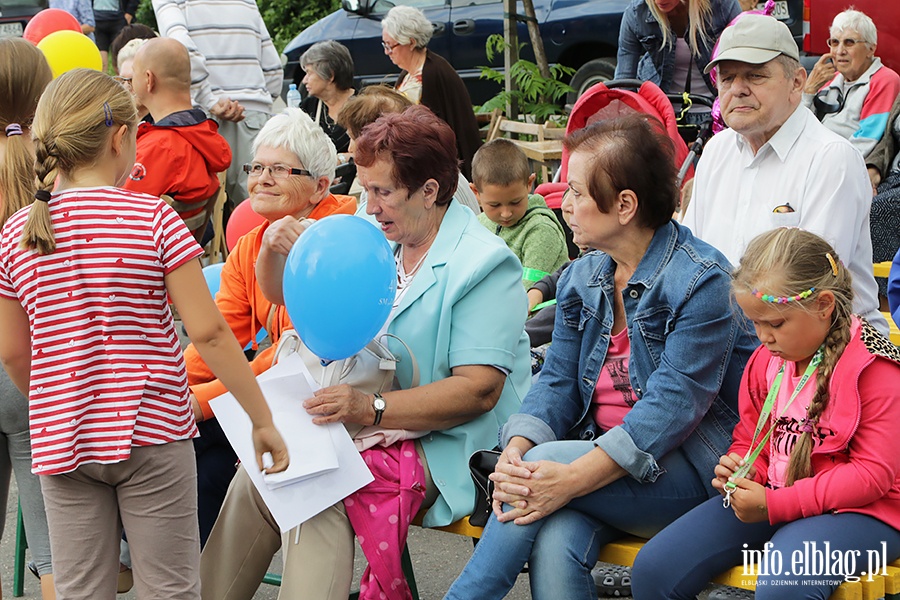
[129,162,147,181]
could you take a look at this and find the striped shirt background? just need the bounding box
[0,188,203,475]
[152,0,283,113]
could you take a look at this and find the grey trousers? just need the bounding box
[41,440,200,600]
[0,367,52,575]
[216,111,270,206]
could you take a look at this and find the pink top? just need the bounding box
[0,187,203,475]
[767,363,819,488]
[591,329,638,431]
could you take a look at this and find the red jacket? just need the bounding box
[732,318,900,529]
[124,109,231,230]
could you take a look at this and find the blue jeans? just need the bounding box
[632,496,900,599]
[444,441,710,600]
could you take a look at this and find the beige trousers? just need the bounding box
[200,443,438,600]
[41,440,200,600]
[200,466,355,600]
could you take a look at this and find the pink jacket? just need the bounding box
[731,318,900,529]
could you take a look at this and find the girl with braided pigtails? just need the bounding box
[0,68,289,600]
[632,227,900,600]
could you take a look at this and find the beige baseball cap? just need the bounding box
[704,14,800,74]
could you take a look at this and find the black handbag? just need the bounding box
[468,448,501,527]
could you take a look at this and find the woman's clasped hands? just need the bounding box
[490,440,577,527]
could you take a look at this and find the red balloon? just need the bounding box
[226,200,266,252]
[23,9,82,45]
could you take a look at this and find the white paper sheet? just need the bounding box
[210,353,374,532]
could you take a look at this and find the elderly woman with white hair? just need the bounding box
[381,5,482,179]
[803,8,900,191]
[183,107,355,547]
[299,40,355,157]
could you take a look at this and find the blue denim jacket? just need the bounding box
[501,221,758,497]
[614,0,741,96]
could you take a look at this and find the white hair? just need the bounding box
[830,9,877,46]
[117,38,148,69]
[252,107,336,184]
[382,6,433,49]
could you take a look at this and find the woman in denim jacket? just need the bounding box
[615,0,741,97]
[445,114,757,600]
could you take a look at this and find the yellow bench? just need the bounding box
[873,261,900,346]
[413,518,899,600]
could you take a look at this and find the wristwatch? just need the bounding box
[372,393,386,426]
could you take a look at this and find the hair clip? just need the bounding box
[34,190,52,203]
[825,252,839,277]
[752,287,816,304]
[799,421,816,434]
[5,123,22,137]
[103,102,114,127]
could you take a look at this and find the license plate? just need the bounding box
[758,0,790,20]
[0,22,23,38]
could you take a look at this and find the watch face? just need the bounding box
[374,397,386,411]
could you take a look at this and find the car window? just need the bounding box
[0,0,44,8]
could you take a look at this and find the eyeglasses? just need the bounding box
[242,163,314,179]
[381,40,402,53]
[114,76,133,87]
[826,37,866,49]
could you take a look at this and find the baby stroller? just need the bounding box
[535,79,714,258]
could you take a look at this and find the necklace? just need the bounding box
[397,245,429,290]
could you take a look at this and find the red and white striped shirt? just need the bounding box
[0,187,204,475]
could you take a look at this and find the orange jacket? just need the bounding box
[184,194,357,419]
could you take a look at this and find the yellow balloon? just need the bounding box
[37,30,102,79]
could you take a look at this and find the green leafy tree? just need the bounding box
[477,34,574,122]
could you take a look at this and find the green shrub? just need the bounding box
[134,0,338,54]
[476,34,574,122]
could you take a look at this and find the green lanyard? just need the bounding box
[723,347,823,508]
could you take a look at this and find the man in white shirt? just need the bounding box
[683,14,887,334]
[152,0,283,206]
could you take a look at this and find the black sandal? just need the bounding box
[592,564,632,597]
[707,586,755,599]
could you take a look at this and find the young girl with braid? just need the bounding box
[0,38,56,600]
[0,68,288,600]
[633,228,900,599]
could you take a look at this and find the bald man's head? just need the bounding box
[133,38,192,94]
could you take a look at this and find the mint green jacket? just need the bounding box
[386,200,532,527]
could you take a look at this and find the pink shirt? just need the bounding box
[0,187,203,475]
[767,363,818,488]
[591,329,638,431]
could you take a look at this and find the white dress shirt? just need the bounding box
[683,105,887,335]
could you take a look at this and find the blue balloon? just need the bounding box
[283,215,396,361]
[202,263,226,297]
[202,262,267,350]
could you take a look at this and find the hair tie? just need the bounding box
[800,421,816,434]
[825,252,839,277]
[34,190,51,203]
[5,123,22,137]
[103,102,114,127]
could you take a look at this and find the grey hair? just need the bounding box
[774,54,803,78]
[117,38,148,69]
[830,9,877,46]
[300,41,354,91]
[382,6,433,49]
[252,107,336,184]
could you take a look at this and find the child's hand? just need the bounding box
[712,453,755,494]
[252,424,290,473]
[727,477,768,523]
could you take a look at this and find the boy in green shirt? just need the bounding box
[471,139,568,287]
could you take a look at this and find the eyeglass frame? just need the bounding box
[825,37,867,49]
[114,76,133,87]
[381,40,402,53]
[242,163,314,179]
